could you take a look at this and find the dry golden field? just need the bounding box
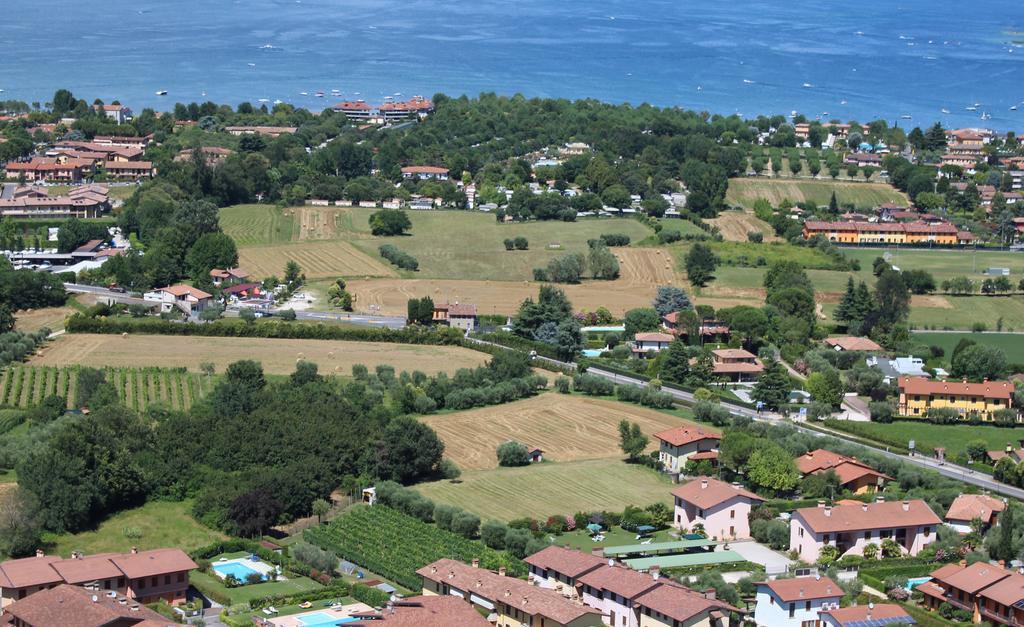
[422,393,701,470]
[30,333,489,376]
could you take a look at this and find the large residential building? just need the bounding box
[94,104,133,124]
[819,602,914,627]
[795,449,890,494]
[93,135,153,149]
[897,376,1015,421]
[945,494,1006,534]
[753,576,843,627]
[0,185,109,219]
[917,561,1024,626]
[209,267,250,287]
[104,161,155,180]
[802,220,966,245]
[660,312,730,341]
[671,477,765,540]
[4,157,93,183]
[633,332,674,355]
[789,499,941,563]
[350,595,491,626]
[333,100,376,121]
[653,425,721,473]
[0,548,197,608]
[174,146,233,165]
[524,546,605,597]
[2,583,178,627]
[710,349,763,382]
[417,558,604,627]
[432,303,477,332]
[401,166,449,180]
[332,97,434,123]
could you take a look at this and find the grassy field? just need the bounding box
[221,204,654,282]
[0,364,210,411]
[705,209,780,242]
[191,568,323,605]
[422,393,697,470]
[13,305,75,333]
[44,500,227,556]
[416,458,673,521]
[726,178,907,210]
[29,333,490,376]
[825,420,1023,461]
[912,332,1024,364]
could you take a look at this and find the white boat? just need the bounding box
[155,90,168,96]
[1011,105,1018,111]
[840,99,848,105]
[248,63,256,67]
[941,108,951,114]
[315,92,324,97]
[300,91,308,96]
[258,98,270,103]
[900,114,912,120]
[261,44,275,49]
[273,99,283,105]
[802,83,813,88]
[965,106,977,111]
[743,79,755,84]
[855,31,864,36]
[981,112,991,120]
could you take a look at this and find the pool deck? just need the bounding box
[268,603,374,627]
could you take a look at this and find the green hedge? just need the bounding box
[67,315,464,344]
[248,583,350,610]
[469,331,563,361]
[190,573,232,606]
[581,362,758,409]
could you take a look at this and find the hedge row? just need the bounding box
[248,582,389,611]
[581,362,758,410]
[66,315,465,344]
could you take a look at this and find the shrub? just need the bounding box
[496,441,530,467]
[600,234,630,246]
[573,373,614,396]
[514,236,529,250]
[481,520,509,549]
[658,229,682,244]
[503,238,514,251]
[554,376,572,393]
[379,244,419,271]
[869,401,894,423]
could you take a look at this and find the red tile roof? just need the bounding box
[653,425,720,447]
[109,548,197,580]
[578,563,661,599]
[823,336,882,352]
[50,554,123,584]
[635,332,674,343]
[945,494,1006,523]
[819,603,913,626]
[898,376,1013,400]
[371,595,491,626]
[158,285,213,299]
[671,476,764,509]
[978,570,1024,607]
[0,555,63,588]
[401,166,449,174]
[794,500,941,534]
[939,561,1010,594]
[795,449,890,487]
[523,546,605,578]
[758,576,841,602]
[3,583,176,627]
[633,580,739,622]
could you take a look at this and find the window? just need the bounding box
[863,531,871,540]
[769,596,774,605]
[789,602,795,618]
[151,577,157,587]
[164,575,170,585]
[138,579,145,589]
[799,527,804,538]
[924,527,931,538]
[805,601,811,611]
[823,534,830,544]
[118,577,125,588]
[730,509,735,519]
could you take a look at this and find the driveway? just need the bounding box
[729,539,793,575]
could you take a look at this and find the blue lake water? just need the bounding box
[1,0,1022,129]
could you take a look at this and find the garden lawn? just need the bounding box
[555,528,678,552]
[189,570,323,605]
[219,204,298,246]
[416,459,674,521]
[912,332,1024,366]
[823,420,1021,461]
[45,500,227,556]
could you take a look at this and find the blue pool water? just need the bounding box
[212,561,265,582]
[298,613,361,627]
[581,349,604,357]
[905,576,931,591]
[582,326,625,333]
[0,0,1020,129]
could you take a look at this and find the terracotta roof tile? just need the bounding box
[939,561,1010,594]
[671,476,764,510]
[4,584,176,626]
[653,426,720,447]
[758,576,841,602]
[794,500,941,534]
[523,546,605,578]
[945,494,1006,523]
[578,563,661,599]
[898,376,1013,400]
[634,580,739,622]
[819,603,913,626]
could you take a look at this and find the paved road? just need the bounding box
[584,366,1024,501]
[283,309,406,329]
[63,283,149,306]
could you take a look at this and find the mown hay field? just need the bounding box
[725,178,907,210]
[416,458,673,521]
[237,240,397,280]
[422,394,698,470]
[29,334,490,376]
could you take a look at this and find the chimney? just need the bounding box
[476,579,483,588]
[817,500,826,509]
[999,560,1006,568]
[522,596,529,606]
[875,495,885,504]
[799,588,806,598]
[35,549,44,558]
[960,559,967,567]
[130,546,138,555]
[826,585,833,595]
[862,502,869,512]
[704,587,716,600]
[824,505,832,517]
[499,567,506,577]
[651,566,660,581]
[472,558,480,569]
[430,566,437,575]
[701,479,708,490]
[902,500,910,512]
[867,601,873,620]
[505,588,512,598]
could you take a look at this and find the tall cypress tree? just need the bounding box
[835,277,857,324]
[660,340,691,384]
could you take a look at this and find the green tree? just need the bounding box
[284,260,302,285]
[752,358,789,410]
[588,244,620,280]
[806,369,844,408]
[747,446,800,492]
[685,243,719,287]
[951,345,1008,381]
[834,277,857,324]
[618,420,649,462]
[184,232,238,281]
[652,286,692,316]
[312,498,330,524]
[659,340,691,384]
[0,304,13,334]
[496,441,529,467]
[368,209,412,236]
[624,308,661,339]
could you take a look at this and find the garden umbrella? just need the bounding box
[586,523,602,534]
[636,525,656,534]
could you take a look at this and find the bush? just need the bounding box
[496,441,530,467]
[554,376,572,393]
[379,244,419,270]
[600,234,631,247]
[869,401,894,423]
[481,520,509,549]
[514,236,529,250]
[658,229,682,244]
[747,232,764,243]
[573,373,615,396]
[291,542,338,574]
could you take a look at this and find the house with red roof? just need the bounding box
[916,560,1018,624]
[209,267,250,287]
[795,449,890,494]
[945,493,1006,533]
[94,103,133,124]
[432,302,477,332]
[401,166,449,181]
[0,547,197,608]
[711,349,763,382]
[652,425,720,473]
[524,546,605,598]
[632,332,674,356]
[2,583,177,627]
[144,285,213,315]
[823,336,882,352]
[671,477,765,540]
[754,575,842,627]
[789,498,941,563]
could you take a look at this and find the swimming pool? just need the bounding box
[212,561,265,582]
[297,613,361,626]
[581,349,604,357]
[905,576,931,591]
